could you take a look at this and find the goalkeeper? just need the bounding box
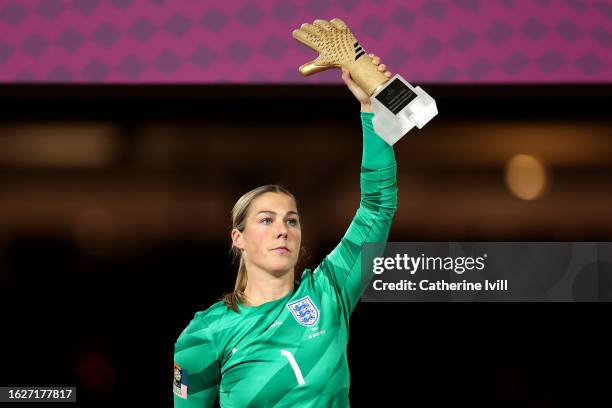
[173,25,398,407]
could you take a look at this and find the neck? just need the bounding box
[243,265,294,307]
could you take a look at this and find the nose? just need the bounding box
[276,221,288,239]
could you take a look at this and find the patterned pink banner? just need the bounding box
[0,0,610,84]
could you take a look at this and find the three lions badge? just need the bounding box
[286,296,320,326]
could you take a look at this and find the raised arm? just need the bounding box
[314,55,398,319]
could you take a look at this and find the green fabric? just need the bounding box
[174,113,398,407]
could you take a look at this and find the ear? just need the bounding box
[231,228,244,251]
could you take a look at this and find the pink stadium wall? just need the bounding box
[0,0,610,84]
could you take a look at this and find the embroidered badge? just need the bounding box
[173,362,187,399]
[286,296,320,326]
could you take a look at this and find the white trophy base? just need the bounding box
[370,74,438,146]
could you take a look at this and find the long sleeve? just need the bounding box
[173,315,221,408]
[313,111,398,320]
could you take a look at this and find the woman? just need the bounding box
[174,54,397,407]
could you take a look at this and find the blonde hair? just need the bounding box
[223,185,297,312]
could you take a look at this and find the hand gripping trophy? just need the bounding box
[292,18,438,145]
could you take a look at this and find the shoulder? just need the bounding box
[177,301,230,340]
[194,300,230,323]
[302,265,338,294]
[174,302,226,375]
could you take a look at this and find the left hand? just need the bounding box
[341,53,392,112]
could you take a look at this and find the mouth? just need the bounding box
[272,246,290,253]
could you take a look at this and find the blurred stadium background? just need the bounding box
[1,1,611,406]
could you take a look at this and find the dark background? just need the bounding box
[0,84,611,406]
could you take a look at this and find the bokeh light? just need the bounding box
[505,154,550,200]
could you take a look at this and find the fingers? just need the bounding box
[341,67,352,81]
[292,29,317,49]
[368,53,381,65]
[341,68,359,91]
[313,19,333,31]
[300,23,320,36]
[299,60,335,76]
[368,53,392,77]
[378,63,392,77]
[330,18,348,30]
[341,68,350,82]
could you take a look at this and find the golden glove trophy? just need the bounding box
[292,18,438,145]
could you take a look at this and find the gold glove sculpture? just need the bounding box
[292,18,389,96]
[292,18,438,145]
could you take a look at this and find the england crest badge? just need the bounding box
[286,296,320,326]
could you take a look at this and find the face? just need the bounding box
[232,192,301,277]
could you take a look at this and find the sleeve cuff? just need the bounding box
[360,111,375,121]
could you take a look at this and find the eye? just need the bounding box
[287,218,299,227]
[260,217,272,225]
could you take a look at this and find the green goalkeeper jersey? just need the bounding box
[173,112,397,407]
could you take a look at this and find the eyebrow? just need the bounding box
[256,210,299,216]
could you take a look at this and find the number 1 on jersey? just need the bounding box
[280,349,305,386]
